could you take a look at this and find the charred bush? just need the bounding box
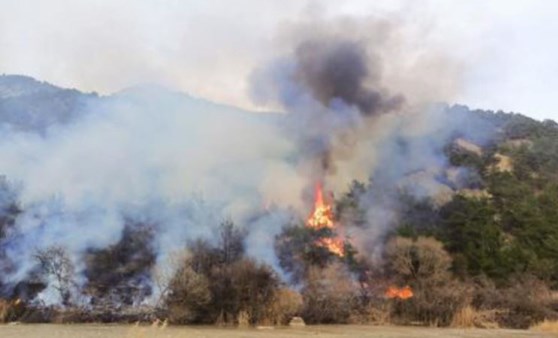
[34,246,76,306]
[84,222,156,306]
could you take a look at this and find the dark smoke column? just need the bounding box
[251,35,405,191]
[294,38,404,116]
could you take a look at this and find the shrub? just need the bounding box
[165,260,211,324]
[165,221,280,326]
[531,319,558,333]
[472,275,558,329]
[450,305,499,328]
[301,263,357,324]
[385,236,452,284]
[237,310,250,327]
[385,236,470,326]
[0,298,26,323]
[264,288,303,325]
[348,302,392,325]
[84,224,156,306]
[228,258,279,325]
[395,280,470,326]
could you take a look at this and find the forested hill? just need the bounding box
[0,75,99,133]
[392,105,558,285]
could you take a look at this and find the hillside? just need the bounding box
[392,105,558,284]
[0,75,100,133]
[0,75,557,328]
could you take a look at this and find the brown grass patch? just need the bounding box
[0,299,10,322]
[491,153,513,172]
[237,310,250,327]
[455,138,483,155]
[0,298,23,323]
[126,320,168,338]
[450,305,499,329]
[263,288,302,325]
[348,303,392,325]
[530,319,558,333]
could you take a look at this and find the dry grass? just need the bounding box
[530,319,558,333]
[125,320,168,338]
[0,300,9,323]
[237,311,250,327]
[366,304,392,325]
[451,306,475,328]
[450,305,499,329]
[491,153,513,172]
[264,288,303,325]
[348,303,391,325]
[0,324,553,338]
[0,299,21,323]
[455,138,483,155]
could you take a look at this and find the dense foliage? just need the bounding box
[394,110,558,287]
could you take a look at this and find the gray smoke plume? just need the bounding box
[250,22,499,262]
[294,38,404,116]
[251,33,406,184]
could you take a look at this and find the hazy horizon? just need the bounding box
[1,0,556,121]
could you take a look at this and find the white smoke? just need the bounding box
[0,15,501,303]
[0,86,305,292]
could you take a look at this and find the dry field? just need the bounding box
[0,324,555,338]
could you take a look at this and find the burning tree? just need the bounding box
[306,183,346,257]
[275,182,358,284]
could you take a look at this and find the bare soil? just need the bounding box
[0,324,555,338]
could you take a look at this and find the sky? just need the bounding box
[0,0,556,121]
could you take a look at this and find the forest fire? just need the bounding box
[385,285,414,300]
[306,186,410,295]
[316,237,345,257]
[307,183,334,229]
[307,183,345,257]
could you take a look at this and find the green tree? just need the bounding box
[438,195,504,279]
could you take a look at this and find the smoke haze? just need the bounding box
[0,7,510,304]
[1,1,555,120]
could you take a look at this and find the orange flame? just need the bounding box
[307,183,334,229]
[306,183,344,257]
[316,237,345,257]
[385,285,413,300]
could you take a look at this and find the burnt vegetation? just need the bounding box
[0,105,557,328]
[84,223,157,306]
